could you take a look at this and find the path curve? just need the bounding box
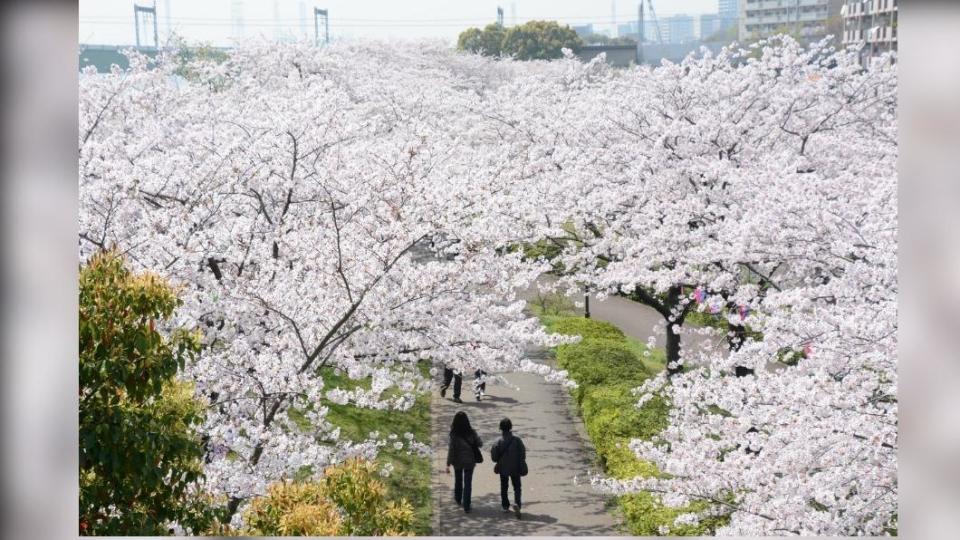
[523,275,728,358]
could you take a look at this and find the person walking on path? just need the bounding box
[446,411,482,513]
[473,369,486,402]
[491,417,527,519]
[440,366,463,403]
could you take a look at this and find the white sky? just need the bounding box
[79,0,721,46]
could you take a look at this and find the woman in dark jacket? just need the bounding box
[446,411,482,512]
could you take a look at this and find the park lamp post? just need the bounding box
[584,287,591,319]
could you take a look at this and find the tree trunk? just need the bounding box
[727,322,746,352]
[626,284,686,377]
[664,285,685,376]
[665,321,683,376]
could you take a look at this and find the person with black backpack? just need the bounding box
[445,411,482,513]
[491,417,527,519]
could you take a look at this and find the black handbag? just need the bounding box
[472,439,484,464]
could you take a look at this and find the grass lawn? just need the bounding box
[288,362,433,535]
[623,335,667,374]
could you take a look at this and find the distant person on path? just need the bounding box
[491,417,527,519]
[440,366,463,403]
[473,369,486,401]
[446,411,482,513]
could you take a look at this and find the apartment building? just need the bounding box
[719,0,740,32]
[700,13,723,40]
[666,15,696,44]
[740,0,842,41]
[841,0,897,62]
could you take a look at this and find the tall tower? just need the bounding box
[231,0,245,40]
[273,0,281,41]
[298,1,308,39]
[163,0,172,42]
[314,8,329,45]
[611,0,617,35]
[134,3,159,48]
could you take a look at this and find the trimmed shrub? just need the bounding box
[619,492,724,536]
[538,313,727,535]
[601,439,663,479]
[549,317,626,341]
[556,339,648,404]
[581,385,669,445]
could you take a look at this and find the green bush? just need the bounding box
[684,309,727,330]
[244,459,415,536]
[244,482,342,536]
[556,339,647,404]
[550,317,626,342]
[528,291,576,317]
[618,492,724,536]
[539,313,727,535]
[521,238,563,263]
[601,439,663,479]
[79,250,214,535]
[321,459,415,536]
[581,385,669,444]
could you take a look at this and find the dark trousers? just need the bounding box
[441,368,462,399]
[453,466,475,510]
[500,473,521,509]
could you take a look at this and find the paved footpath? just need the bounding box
[430,354,622,536]
[526,275,727,358]
[429,276,728,535]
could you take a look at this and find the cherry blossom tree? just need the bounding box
[79,41,568,525]
[79,35,897,535]
[481,38,894,377]
[558,40,898,535]
[461,37,897,535]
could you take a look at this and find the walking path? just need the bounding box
[430,351,621,536]
[525,275,727,358]
[429,275,727,535]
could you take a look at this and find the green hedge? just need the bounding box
[619,492,727,536]
[545,315,726,535]
[549,317,626,341]
[556,339,647,403]
[581,385,668,446]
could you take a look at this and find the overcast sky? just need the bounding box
[80,0,722,46]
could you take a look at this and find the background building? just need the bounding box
[577,43,638,66]
[572,23,594,38]
[644,18,667,43]
[841,0,897,63]
[719,0,740,31]
[618,20,638,39]
[700,13,723,40]
[740,0,842,42]
[666,14,695,43]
